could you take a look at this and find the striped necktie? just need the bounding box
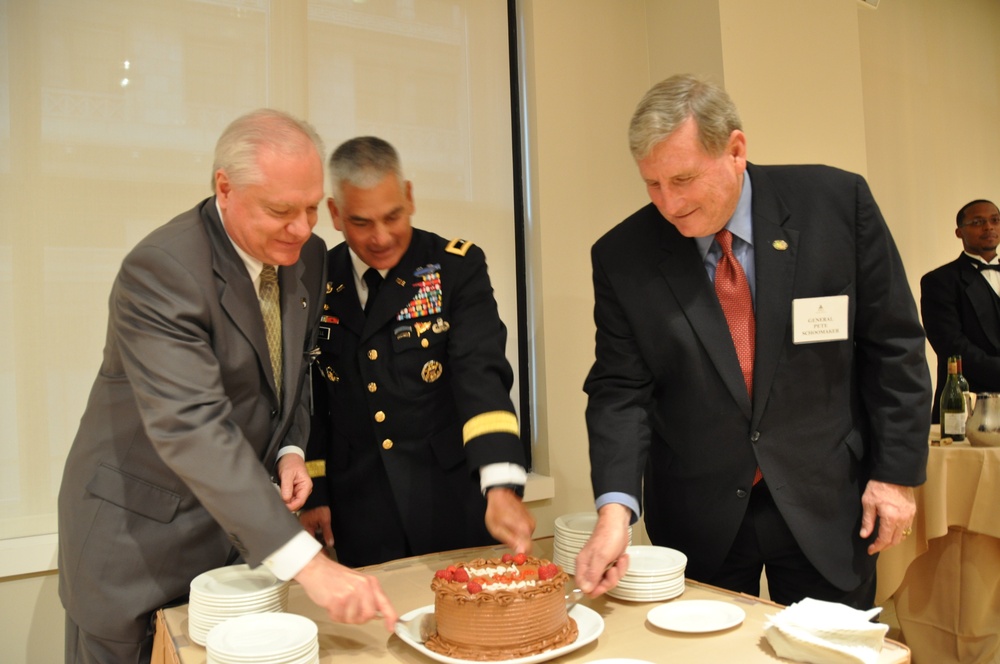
[259,264,282,402]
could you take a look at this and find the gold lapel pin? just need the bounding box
[772,240,788,251]
[301,298,307,309]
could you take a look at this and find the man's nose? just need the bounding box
[369,222,390,245]
[287,211,314,239]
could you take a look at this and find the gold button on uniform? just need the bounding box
[374,411,386,423]
[368,349,378,360]
[368,382,377,393]
[421,339,429,348]
[382,439,393,450]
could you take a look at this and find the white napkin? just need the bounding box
[763,598,889,664]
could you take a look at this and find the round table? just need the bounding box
[876,437,1000,664]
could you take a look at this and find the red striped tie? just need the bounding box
[714,230,762,485]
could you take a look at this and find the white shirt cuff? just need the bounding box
[261,530,322,581]
[479,462,527,494]
[276,445,305,461]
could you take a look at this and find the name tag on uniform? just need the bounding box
[792,295,848,344]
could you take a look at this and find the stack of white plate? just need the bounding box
[206,613,319,664]
[553,512,632,575]
[607,544,687,602]
[188,564,290,646]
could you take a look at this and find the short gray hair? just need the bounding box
[212,109,325,192]
[628,74,742,161]
[328,136,405,203]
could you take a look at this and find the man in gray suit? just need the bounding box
[58,109,397,664]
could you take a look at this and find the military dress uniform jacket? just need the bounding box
[585,164,930,592]
[920,254,1000,422]
[57,197,327,643]
[305,227,526,567]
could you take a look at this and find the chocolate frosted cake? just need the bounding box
[425,554,579,661]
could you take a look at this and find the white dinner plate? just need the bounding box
[623,545,687,576]
[191,564,285,599]
[555,512,600,535]
[394,604,604,664]
[647,600,745,633]
[205,612,317,658]
[607,582,684,603]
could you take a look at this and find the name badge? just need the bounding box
[792,295,849,344]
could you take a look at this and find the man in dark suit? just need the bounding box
[575,75,931,609]
[298,136,535,567]
[920,199,1000,422]
[58,110,396,664]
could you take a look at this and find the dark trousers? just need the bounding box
[705,481,876,610]
[65,613,153,664]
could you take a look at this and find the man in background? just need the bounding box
[299,136,534,567]
[59,110,396,664]
[576,75,930,610]
[921,199,1000,421]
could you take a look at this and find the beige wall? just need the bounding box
[4,1,999,661]
[859,0,1000,304]
[522,0,1000,540]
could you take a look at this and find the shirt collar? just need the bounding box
[216,198,264,287]
[347,248,388,283]
[694,170,753,260]
[963,251,1000,266]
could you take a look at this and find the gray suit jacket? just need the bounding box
[585,164,930,591]
[58,197,326,642]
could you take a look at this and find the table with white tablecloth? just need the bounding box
[876,439,1000,664]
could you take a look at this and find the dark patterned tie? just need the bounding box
[259,264,282,402]
[363,267,383,316]
[714,230,762,485]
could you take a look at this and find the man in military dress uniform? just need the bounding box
[299,136,535,567]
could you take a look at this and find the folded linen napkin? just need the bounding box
[763,598,889,664]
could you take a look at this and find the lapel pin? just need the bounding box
[336,284,345,293]
[395,277,406,287]
[772,240,788,251]
[301,297,307,309]
[326,282,333,294]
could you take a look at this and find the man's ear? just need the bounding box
[328,197,343,232]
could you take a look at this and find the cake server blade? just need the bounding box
[396,611,437,643]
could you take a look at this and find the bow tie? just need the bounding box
[976,263,1000,271]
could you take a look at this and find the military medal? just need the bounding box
[397,266,443,320]
[421,360,443,383]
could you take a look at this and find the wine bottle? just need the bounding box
[940,356,966,441]
[956,355,973,414]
